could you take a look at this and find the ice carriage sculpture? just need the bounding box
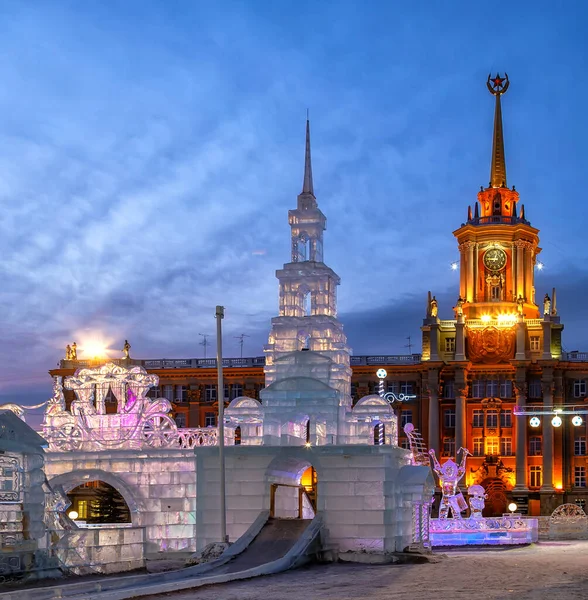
[42,363,216,451]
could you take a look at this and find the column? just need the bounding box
[459,244,467,299]
[514,382,528,491]
[541,380,554,491]
[525,245,534,303]
[455,318,465,361]
[510,242,516,302]
[516,241,524,300]
[542,320,552,360]
[473,243,479,301]
[467,242,475,303]
[515,317,527,360]
[429,323,440,361]
[455,376,467,452]
[427,370,440,452]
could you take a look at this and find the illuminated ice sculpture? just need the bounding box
[467,484,488,519]
[429,447,470,519]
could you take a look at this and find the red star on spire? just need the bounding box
[493,75,505,88]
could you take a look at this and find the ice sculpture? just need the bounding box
[467,484,487,519]
[429,447,470,519]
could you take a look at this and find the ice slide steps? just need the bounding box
[0,512,323,600]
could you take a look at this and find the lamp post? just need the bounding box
[215,305,228,543]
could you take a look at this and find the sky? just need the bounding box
[1,0,588,406]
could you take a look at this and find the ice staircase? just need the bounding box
[0,512,323,600]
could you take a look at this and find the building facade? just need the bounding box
[49,77,588,516]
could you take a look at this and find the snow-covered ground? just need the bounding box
[143,541,588,600]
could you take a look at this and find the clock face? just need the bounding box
[483,247,507,271]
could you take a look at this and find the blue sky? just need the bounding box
[1,0,588,402]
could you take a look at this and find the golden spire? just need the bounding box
[487,73,510,188]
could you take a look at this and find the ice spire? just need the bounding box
[486,73,510,188]
[302,117,314,196]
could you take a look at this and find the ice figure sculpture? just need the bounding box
[403,423,431,466]
[467,484,487,519]
[429,447,470,519]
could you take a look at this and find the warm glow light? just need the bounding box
[508,502,517,513]
[554,483,563,490]
[451,261,459,271]
[68,510,79,520]
[572,415,583,427]
[481,314,492,323]
[376,369,387,379]
[77,333,114,359]
[305,442,311,448]
[529,416,541,428]
[497,313,518,323]
[551,415,562,427]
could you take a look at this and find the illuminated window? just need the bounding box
[573,380,587,398]
[77,500,88,520]
[473,437,484,456]
[400,409,413,427]
[486,438,499,455]
[529,436,542,456]
[486,410,498,428]
[530,336,541,351]
[529,466,542,488]
[500,437,512,456]
[175,386,188,402]
[204,385,217,402]
[163,385,174,401]
[499,380,512,398]
[575,436,586,456]
[204,412,216,427]
[444,337,456,352]
[500,410,512,428]
[444,409,456,428]
[443,437,455,456]
[472,380,484,398]
[486,380,499,397]
[575,466,586,488]
[473,410,484,428]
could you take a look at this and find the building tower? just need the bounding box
[264,120,352,403]
[421,76,564,498]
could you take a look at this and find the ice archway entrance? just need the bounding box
[266,452,318,519]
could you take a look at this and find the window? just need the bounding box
[444,380,455,398]
[486,380,499,397]
[400,381,414,395]
[205,385,217,402]
[174,413,186,428]
[500,410,512,428]
[443,437,455,457]
[401,409,413,427]
[473,410,484,428]
[575,436,587,456]
[77,500,88,520]
[529,436,542,456]
[399,438,410,450]
[445,337,456,352]
[574,380,587,398]
[575,466,586,488]
[486,437,499,455]
[175,386,188,402]
[163,385,174,402]
[147,386,160,399]
[500,380,512,398]
[528,379,542,399]
[530,336,541,351]
[231,384,243,400]
[530,466,542,488]
[500,437,512,456]
[204,412,216,427]
[486,410,498,428]
[472,380,484,398]
[387,381,399,394]
[444,408,456,428]
[473,437,484,456]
